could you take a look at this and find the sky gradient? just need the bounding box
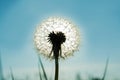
[0,0,120,80]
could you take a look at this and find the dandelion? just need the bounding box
[34,17,80,80]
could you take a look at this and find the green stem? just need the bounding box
[55,58,59,80]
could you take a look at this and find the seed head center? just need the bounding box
[48,31,66,46]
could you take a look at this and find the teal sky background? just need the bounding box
[0,0,120,80]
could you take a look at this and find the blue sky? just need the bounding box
[0,0,120,80]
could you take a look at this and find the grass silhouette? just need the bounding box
[10,67,15,80]
[38,55,48,80]
[38,62,42,80]
[90,58,109,80]
[0,55,118,80]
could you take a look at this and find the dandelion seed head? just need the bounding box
[34,17,80,59]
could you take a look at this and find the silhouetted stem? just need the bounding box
[55,58,59,80]
[48,31,66,80]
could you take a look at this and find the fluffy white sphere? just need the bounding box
[34,17,80,59]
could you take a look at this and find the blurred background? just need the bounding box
[0,0,120,80]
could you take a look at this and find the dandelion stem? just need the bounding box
[55,58,59,80]
[48,31,66,80]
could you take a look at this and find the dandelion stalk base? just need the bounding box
[55,58,59,80]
